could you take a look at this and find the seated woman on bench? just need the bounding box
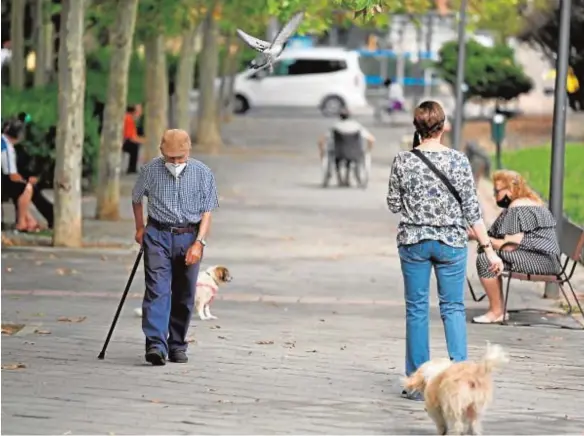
[469,170,562,324]
[1,116,44,232]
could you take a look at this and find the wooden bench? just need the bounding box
[468,218,584,328]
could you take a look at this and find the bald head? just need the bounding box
[160,129,191,162]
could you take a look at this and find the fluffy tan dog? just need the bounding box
[403,343,509,435]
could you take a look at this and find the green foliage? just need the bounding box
[500,143,584,225]
[435,39,533,101]
[85,48,145,105]
[0,86,100,187]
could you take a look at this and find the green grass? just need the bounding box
[497,143,584,225]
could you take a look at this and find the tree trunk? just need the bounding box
[195,3,222,152]
[143,35,168,162]
[175,26,200,135]
[33,0,51,87]
[216,32,233,121]
[218,36,239,123]
[10,0,26,90]
[95,0,139,221]
[53,0,87,247]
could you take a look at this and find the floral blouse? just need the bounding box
[387,149,482,248]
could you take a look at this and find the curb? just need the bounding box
[1,245,138,256]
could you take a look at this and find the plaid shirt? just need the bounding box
[132,157,219,224]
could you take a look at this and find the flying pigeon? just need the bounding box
[236,11,305,74]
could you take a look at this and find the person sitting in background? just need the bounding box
[384,78,405,112]
[318,109,375,158]
[1,115,41,232]
[470,170,562,324]
[318,109,375,185]
[123,104,145,174]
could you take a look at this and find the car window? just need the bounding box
[272,59,294,76]
[287,59,348,75]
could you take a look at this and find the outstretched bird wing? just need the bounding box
[271,11,305,48]
[236,29,271,52]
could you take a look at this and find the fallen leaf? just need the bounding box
[58,316,87,323]
[332,311,338,315]
[319,319,325,322]
[340,345,347,351]
[34,329,52,335]
[256,340,274,345]
[283,341,295,349]
[207,388,217,392]
[306,349,317,353]
[2,362,27,370]
[23,341,35,345]
[217,336,227,340]
[6,267,13,273]
[150,399,162,403]
[56,268,68,276]
[209,325,221,330]
[1,323,25,335]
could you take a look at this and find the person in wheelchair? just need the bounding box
[1,114,54,231]
[318,109,375,187]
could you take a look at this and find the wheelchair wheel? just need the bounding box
[353,157,369,189]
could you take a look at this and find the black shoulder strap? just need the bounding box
[410,149,463,208]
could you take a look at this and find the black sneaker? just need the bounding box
[168,350,188,363]
[145,348,166,366]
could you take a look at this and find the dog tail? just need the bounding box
[481,341,509,372]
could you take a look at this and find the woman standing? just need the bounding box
[386,101,504,400]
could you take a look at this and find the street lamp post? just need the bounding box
[451,0,468,151]
[545,0,572,299]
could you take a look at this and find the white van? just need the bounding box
[231,47,370,116]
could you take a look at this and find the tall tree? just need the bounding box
[9,0,26,90]
[95,0,140,221]
[175,25,201,134]
[143,34,168,161]
[33,0,51,87]
[53,0,87,247]
[195,0,223,152]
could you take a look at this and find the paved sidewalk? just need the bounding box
[2,115,584,434]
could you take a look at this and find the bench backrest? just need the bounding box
[332,129,363,161]
[559,218,584,262]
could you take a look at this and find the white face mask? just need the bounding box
[165,162,186,177]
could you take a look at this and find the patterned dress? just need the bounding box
[476,206,562,279]
[387,149,482,248]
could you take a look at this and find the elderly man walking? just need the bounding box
[132,129,219,366]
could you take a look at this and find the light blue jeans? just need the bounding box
[398,239,468,376]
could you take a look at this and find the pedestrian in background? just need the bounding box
[123,104,145,174]
[132,129,219,366]
[386,100,504,400]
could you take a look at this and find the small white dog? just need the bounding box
[403,342,509,435]
[133,265,232,321]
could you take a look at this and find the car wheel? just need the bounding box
[234,95,250,114]
[321,96,346,117]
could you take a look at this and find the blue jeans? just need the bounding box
[398,239,468,376]
[142,224,200,356]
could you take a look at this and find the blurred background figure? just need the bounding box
[384,78,405,113]
[123,104,145,174]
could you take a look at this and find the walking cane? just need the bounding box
[98,248,144,360]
